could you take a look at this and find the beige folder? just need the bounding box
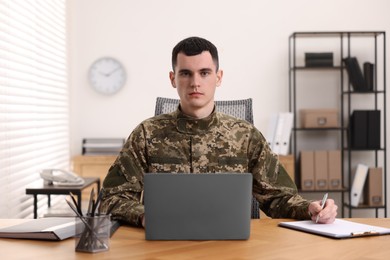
[301,151,314,190]
[365,167,383,206]
[328,150,342,190]
[314,151,328,190]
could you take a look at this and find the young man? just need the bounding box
[100,36,338,227]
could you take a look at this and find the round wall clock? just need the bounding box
[88,57,126,95]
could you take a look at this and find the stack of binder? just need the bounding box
[343,57,374,92]
[266,112,294,155]
[349,110,380,149]
[82,138,125,155]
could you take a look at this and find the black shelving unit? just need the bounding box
[289,31,387,218]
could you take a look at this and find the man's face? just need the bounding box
[169,51,223,117]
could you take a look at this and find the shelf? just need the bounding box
[342,90,385,94]
[343,148,385,152]
[289,31,387,218]
[291,31,385,38]
[294,127,344,131]
[299,188,348,193]
[291,66,342,70]
[343,203,386,209]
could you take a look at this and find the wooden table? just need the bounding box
[26,177,100,219]
[1,218,390,259]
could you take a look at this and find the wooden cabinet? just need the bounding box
[71,155,116,196]
[72,155,116,181]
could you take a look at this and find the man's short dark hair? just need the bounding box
[172,36,219,71]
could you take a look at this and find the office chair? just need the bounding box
[154,97,260,219]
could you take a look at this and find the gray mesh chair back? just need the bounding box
[155,97,254,124]
[154,97,260,219]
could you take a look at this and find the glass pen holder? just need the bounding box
[75,214,110,253]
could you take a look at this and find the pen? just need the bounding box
[316,193,328,223]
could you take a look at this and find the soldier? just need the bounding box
[100,36,338,227]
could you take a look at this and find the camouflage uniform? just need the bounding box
[100,107,311,226]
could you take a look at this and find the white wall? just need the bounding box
[68,0,390,216]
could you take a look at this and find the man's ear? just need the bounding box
[216,70,223,87]
[169,71,176,88]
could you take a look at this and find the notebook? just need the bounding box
[144,173,252,240]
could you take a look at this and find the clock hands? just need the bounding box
[97,66,121,77]
[106,66,121,76]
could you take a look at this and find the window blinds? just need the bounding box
[0,0,68,218]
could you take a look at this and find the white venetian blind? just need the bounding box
[0,0,68,218]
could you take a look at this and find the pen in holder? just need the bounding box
[66,188,113,253]
[75,214,110,253]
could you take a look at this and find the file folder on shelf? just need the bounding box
[300,151,315,191]
[314,151,328,190]
[266,112,293,155]
[279,113,294,156]
[266,114,278,151]
[272,114,285,154]
[364,167,383,206]
[328,150,342,190]
[350,164,369,207]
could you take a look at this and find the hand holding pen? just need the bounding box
[308,193,338,224]
[316,193,328,223]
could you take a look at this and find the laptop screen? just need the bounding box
[144,173,252,240]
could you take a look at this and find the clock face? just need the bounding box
[88,57,126,95]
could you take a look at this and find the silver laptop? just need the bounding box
[144,173,252,240]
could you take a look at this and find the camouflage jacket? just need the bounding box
[100,108,311,226]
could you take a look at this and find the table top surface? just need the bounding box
[1,218,390,259]
[25,177,100,194]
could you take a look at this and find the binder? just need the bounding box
[364,167,383,206]
[0,218,76,241]
[266,113,279,151]
[328,150,342,190]
[350,164,369,207]
[300,151,315,191]
[367,110,380,149]
[350,110,380,149]
[343,57,368,92]
[314,151,328,190]
[363,62,374,91]
[272,113,285,154]
[350,111,368,149]
[0,218,120,241]
[279,112,294,156]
